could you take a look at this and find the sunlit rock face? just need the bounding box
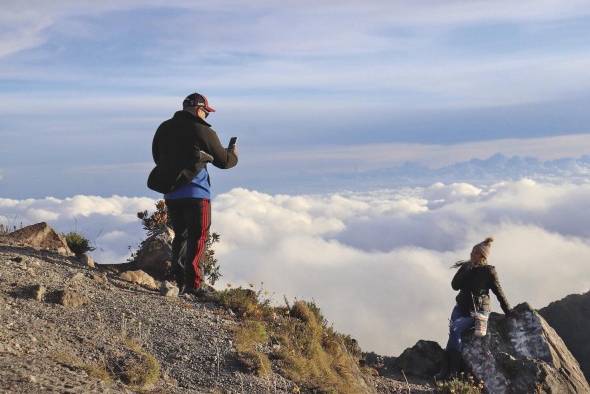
[462,303,590,394]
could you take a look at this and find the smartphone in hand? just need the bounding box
[228,137,238,149]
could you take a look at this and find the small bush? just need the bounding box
[216,286,272,319]
[436,374,484,393]
[119,337,161,389]
[64,231,95,256]
[137,200,169,237]
[203,232,221,285]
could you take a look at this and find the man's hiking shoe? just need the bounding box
[179,286,217,301]
[195,286,217,301]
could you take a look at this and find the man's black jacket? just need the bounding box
[452,263,511,315]
[148,111,238,193]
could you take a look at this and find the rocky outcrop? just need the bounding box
[393,340,445,378]
[461,302,590,394]
[7,222,72,256]
[540,291,590,383]
[130,227,174,280]
[1,240,437,393]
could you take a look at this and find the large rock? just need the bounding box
[461,302,590,394]
[8,222,73,256]
[119,270,158,290]
[78,253,95,269]
[393,340,445,378]
[132,227,174,280]
[56,289,88,308]
[540,291,590,383]
[159,281,179,297]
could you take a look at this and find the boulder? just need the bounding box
[132,227,174,280]
[540,291,590,382]
[91,272,108,285]
[56,289,88,308]
[361,352,398,377]
[29,284,46,301]
[8,222,73,256]
[461,302,590,394]
[78,253,95,269]
[160,281,179,297]
[393,340,445,378]
[119,270,158,290]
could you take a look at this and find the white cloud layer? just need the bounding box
[1,180,590,355]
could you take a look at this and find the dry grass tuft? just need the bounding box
[223,290,369,393]
[273,301,365,393]
[216,287,272,319]
[234,320,272,376]
[116,337,161,390]
[52,351,112,383]
[51,337,160,391]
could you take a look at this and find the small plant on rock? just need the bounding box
[436,373,484,394]
[64,231,95,256]
[137,200,169,237]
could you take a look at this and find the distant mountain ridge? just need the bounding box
[306,154,590,191]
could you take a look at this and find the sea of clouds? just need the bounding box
[1,179,590,355]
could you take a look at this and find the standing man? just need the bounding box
[150,93,238,296]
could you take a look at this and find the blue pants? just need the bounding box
[445,305,474,352]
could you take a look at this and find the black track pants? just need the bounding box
[165,198,211,289]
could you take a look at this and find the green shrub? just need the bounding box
[216,287,272,319]
[64,231,95,256]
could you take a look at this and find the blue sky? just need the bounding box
[2,1,590,198]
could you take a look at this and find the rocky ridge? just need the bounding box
[0,224,432,393]
[3,222,588,393]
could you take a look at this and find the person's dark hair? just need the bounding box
[451,259,471,269]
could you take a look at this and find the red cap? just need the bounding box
[183,93,216,112]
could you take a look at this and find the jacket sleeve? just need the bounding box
[489,266,511,314]
[204,128,238,169]
[451,264,471,290]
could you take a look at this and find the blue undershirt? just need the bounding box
[164,168,211,200]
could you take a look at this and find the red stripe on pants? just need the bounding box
[192,199,210,289]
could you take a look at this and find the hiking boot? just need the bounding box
[179,285,216,301]
[179,286,197,297]
[194,285,217,301]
